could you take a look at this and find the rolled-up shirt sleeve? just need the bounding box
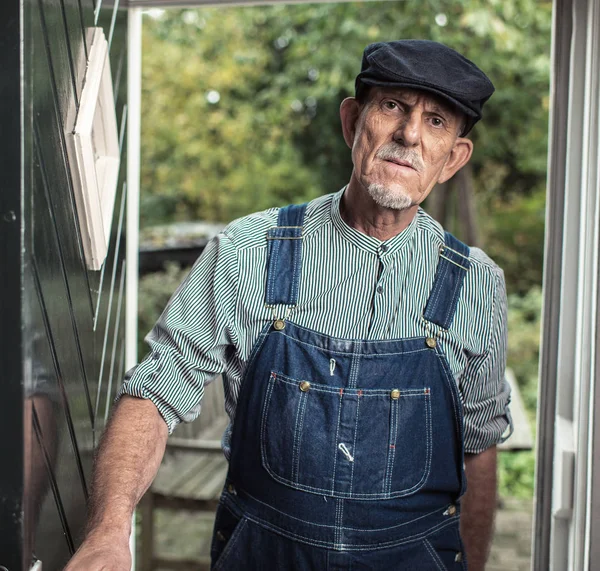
[461,268,513,454]
[117,232,238,433]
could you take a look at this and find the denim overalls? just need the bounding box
[211,204,470,570]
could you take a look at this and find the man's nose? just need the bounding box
[393,112,421,147]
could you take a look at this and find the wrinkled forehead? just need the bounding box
[367,86,461,119]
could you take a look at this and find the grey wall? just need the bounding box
[1,1,128,569]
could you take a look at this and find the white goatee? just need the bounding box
[367,183,413,210]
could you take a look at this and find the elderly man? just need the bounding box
[66,40,511,571]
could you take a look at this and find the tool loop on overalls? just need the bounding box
[338,442,354,462]
[423,319,438,349]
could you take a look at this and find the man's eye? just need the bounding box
[383,101,398,110]
[431,117,445,127]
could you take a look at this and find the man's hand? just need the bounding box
[460,445,497,571]
[63,395,168,570]
[64,530,131,571]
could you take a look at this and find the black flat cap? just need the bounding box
[355,40,495,135]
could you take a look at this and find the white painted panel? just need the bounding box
[68,27,121,271]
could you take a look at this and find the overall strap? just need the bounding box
[423,232,471,330]
[265,203,308,306]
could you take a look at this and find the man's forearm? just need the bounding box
[460,446,497,571]
[86,395,169,538]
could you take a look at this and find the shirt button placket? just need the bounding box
[371,248,393,337]
[375,245,388,296]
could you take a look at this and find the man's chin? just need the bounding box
[367,184,414,211]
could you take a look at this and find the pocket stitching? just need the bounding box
[260,373,278,475]
[291,389,309,481]
[383,397,399,495]
[330,386,345,495]
[273,371,427,396]
[348,390,361,493]
[423,538,448,571]
[213,517,248,571]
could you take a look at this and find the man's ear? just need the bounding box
[437,137,474,184]
[340,97,361,149]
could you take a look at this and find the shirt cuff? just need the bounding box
[116,359,202,435]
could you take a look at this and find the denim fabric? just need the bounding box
[212,208,470,570]
[265,204,307,306]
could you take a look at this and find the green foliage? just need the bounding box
[141,7,325,225]
[479,189,546,296]
[498,450,536,498]
[495,287,542,499]
[507,286,542,419]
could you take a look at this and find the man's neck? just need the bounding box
[340,180,419,241]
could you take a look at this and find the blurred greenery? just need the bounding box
[498,450,536,499]
[139,0,551,500]
[507,287,543,420]
[480,191,546,297]
[498,286,542,499]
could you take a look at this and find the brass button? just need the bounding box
[299,381,311,392]
[390,389,400,400]
[216,530,226,541]
[425,337,437,348]
[447,504,457,516]
[273,319,285,331]
[455,552,463,563]
[227,483,236,495]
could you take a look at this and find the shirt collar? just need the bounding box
[330,187,420,256]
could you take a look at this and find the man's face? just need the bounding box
[341,87,472,210]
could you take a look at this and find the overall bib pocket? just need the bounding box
[260,371,433,498]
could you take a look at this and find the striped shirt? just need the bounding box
[120,189,512,455]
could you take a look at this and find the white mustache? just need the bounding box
[376,146,423,172]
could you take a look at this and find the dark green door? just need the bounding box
[0,1,128,568]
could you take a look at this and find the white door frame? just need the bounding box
[126,7,143,570]
[535,0,600,569]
